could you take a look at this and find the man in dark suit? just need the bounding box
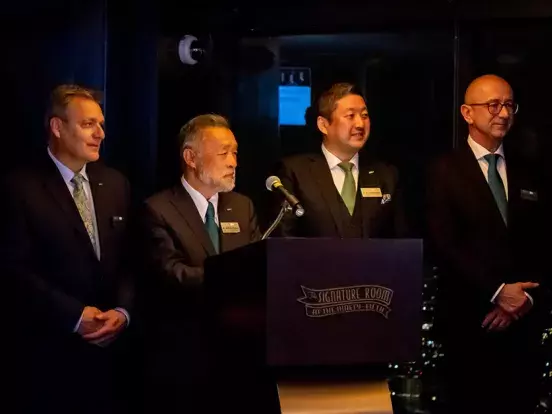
[273,82,407,238]
[139,114,261,412]
[427,74,546,414]
[1,85,133,413]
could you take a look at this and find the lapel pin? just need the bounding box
[226,207,232,211]
[98,182,104,186]
[369,171,375,174]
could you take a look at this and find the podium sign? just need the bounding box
[266,238,423,366]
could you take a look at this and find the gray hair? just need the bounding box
[178,114,230,153]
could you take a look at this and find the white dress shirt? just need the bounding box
[181,176,219,224]
[466,137,532,305]
[321,144,359,194]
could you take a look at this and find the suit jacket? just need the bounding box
[426,141,546,342]
[138,183,261,392]
[272,152,408,238]
[1,154,133,412]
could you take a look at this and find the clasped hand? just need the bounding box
[77,306,127,347]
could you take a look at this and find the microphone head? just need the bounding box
[265,176,281,191]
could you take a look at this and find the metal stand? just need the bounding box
[277,380,393,414]
[262,201,292,240]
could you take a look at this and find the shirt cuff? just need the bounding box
[73,311,84,333]
[490,283,506,303]
[524,292,534,305]
[115,307,130,326]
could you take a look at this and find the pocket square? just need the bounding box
[520,189,538,201]
[381,194,392,205]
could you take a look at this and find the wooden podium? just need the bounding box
[204,238,423,413]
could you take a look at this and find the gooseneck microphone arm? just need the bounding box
[261,201,292,240]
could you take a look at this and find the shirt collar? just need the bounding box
[321,143,359,170]
[47,147,89,185]
[467,135,505,161]
[180,175,219,218]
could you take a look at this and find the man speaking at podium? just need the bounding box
[139,114,261,412]
[272,82,407,239]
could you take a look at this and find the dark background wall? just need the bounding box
[3,0,552,210]
[0,0,158,202]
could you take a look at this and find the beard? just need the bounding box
[197,165,235,193]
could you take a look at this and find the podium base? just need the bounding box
[277,379,393,414]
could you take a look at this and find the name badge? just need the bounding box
[520,189,538,201]
[221,222,241,234]
[361,187,383,198]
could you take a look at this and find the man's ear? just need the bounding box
[183,147,196,169]
[49,117,63,138]
[317,116,330,135]
[460,104,474,125]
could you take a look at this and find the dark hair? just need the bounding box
[317,82,364,120]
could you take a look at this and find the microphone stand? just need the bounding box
[262,201,292,240]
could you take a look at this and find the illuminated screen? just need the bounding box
[278,85,311,126]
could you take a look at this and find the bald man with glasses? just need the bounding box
[426,74,547,414]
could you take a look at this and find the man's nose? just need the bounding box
[498,104,510,118]
[95,124,105,139]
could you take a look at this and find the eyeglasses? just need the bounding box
[466,101,519,115]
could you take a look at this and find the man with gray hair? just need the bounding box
[139,114,261,412]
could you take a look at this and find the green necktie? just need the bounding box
[205,201,220,254]
[484,154,508,225]
[338,161,356,215]
[71,174,98,256]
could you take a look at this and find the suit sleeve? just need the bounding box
[271,159,299,237]
[388,165,409,238]
[0,178,84,333]
[426,160,503,299]
[140,202,204,287]
[248,198,262,243]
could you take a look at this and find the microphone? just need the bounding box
[265,176,305,217]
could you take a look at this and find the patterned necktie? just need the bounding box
[338,161,356,215]
[205,201,220,254]
[71,174,98,255]
[484,154,508,225]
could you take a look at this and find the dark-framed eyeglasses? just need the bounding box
[466,101,519,115]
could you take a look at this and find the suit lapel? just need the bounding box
[170,185,217,256]
[503,152,531,229]
[308,154,345,237]
[456,143,507,230]
[357,157,382,237]
[42,157,98,258]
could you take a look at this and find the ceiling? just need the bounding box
[159,0,552,37]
